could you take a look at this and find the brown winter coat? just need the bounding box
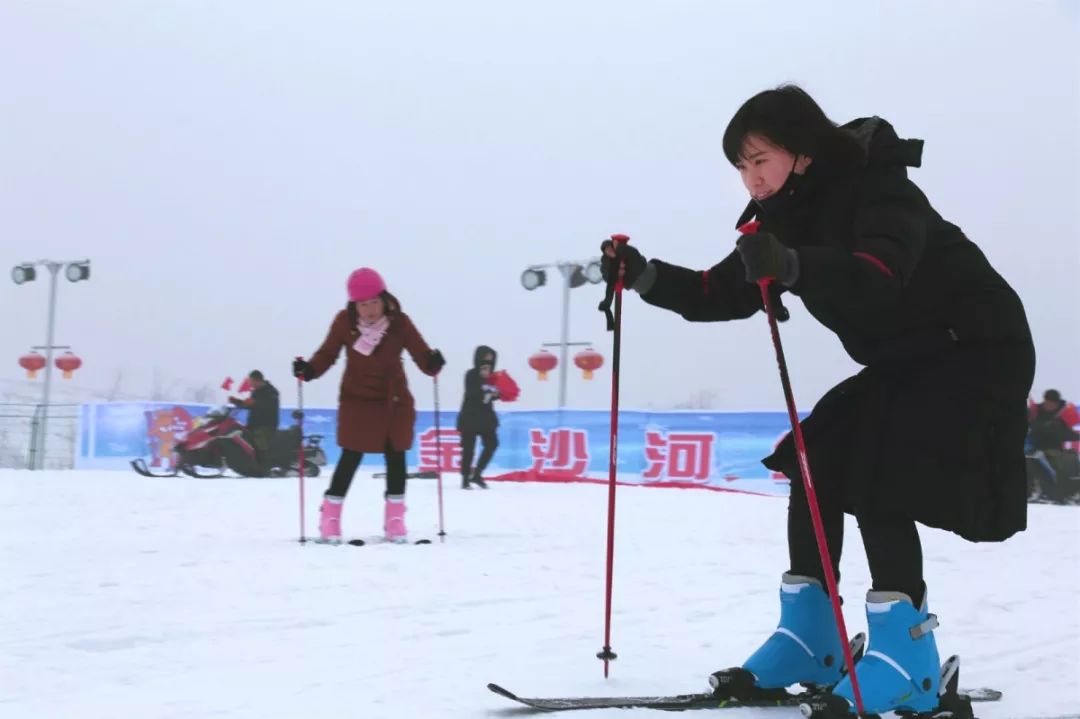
[307,310,437,453]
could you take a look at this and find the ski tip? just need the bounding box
[415,539,432,545]
[487,683,517,700]
[965,687,1003,702]
[347,539,366,546]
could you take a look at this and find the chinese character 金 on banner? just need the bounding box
[417,427,462,472]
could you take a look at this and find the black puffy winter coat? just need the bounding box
[641,117,1035,542]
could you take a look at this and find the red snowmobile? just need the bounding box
[131,405,326,478]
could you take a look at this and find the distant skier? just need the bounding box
[456,345,501,489]
[601,85,1035,714]
[292,268,445,543]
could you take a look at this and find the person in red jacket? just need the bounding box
[293,268,445,543]
[1027,389,1080,502]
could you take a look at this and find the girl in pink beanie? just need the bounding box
[293,268,446,543]
[346,267,386,303]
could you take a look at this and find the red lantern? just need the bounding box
[55,351,82,380]
[574,348,604,380]
[18,351,46,379]
[528,350,558,381]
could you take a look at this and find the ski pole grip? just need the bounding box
[736,223,771,289]
[610,233,630,292]
[737,221,790,320]
[598,233,631,329]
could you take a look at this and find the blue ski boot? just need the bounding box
[740,573,845,689]
[832,588,940,713]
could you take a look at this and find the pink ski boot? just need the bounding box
[319,496,344,543]
[384,495,407,543]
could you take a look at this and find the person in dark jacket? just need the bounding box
[229,370,279,477]
[293,267,445,544]
[601,85,1034,715]
[1027,389,1080,502]
[457,345,501,489]
[1029,389,1080,452]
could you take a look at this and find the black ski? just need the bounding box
[489,654,1001,713]
[489,682,809,711]
[487,684,1000,713]
[308,537,432,546]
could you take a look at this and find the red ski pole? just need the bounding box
[295,357,307,545]
[433,374,446,542]
[739,222,864,715]
[596,232,630,677]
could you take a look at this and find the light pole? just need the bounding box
[12,259,91,469]
[521,258,604,408]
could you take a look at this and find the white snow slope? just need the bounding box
[2,470,1078,719]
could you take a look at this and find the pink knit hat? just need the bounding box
[346,268,386,302]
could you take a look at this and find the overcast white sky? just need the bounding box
[2,0,1077,412]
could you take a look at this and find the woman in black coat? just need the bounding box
[602,85,1034,715]
[456,345,501,489]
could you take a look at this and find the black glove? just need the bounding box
[292,358,313,381]
[599,239,647,289]
[427,349,446,374]
[735,231,799,286]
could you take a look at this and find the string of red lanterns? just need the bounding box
[17,350,82,380]
[528,347,604,381]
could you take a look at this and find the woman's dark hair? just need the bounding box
[722,84,865,169]
[346,290,401,333]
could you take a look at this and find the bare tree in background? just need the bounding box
[149,368,181,401]
[144,368,218,404]
[103,369,127,401]
[186,383,218,404]
[669,388,722,410]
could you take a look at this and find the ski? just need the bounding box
[307,537,432,546]
[487,684,1001,713]
[489,683,809,711]
[488,654,1000,713]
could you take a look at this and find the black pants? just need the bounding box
[249,427,275,477]
[460,428,498,478]
[788,473,925,607]
[326,442,406,498]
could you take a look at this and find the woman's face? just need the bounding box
[356,297,385,324]
[734,133,812,201]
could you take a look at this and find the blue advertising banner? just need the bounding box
[77,403,798,495]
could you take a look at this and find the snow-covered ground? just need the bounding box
[2,470,1077,719]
